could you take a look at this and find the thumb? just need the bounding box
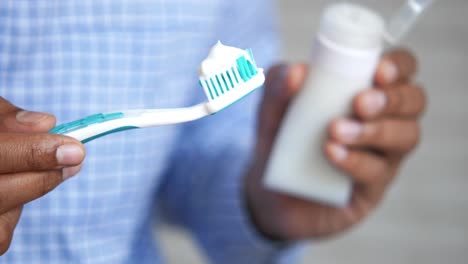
[256,64,309,157]
[261,63,308,110]
[0,97,56,133]
[0,206,22,255]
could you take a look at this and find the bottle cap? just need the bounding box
[319,3,385,49]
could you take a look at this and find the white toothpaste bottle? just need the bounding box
[264,3,386,207]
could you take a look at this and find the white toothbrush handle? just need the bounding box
[50,103,211,143]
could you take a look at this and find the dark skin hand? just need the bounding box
[246,49,426,240]
[0,99,85,254]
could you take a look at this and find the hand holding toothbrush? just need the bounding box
[245,49,426,240]
[0,99,85,254]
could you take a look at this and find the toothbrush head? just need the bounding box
[198,49,265,114]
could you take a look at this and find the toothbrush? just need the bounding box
[50,47,265,143]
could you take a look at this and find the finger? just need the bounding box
[0,133,85,174]
[285,63,309,98]
[375,49,418,86]
[258,64,309,155]
[62,164,83,181]
[329,118,420,154]
[0,97,20,114]
[324,143,391,185]
[353,84,426,120]
[0,206,22,255]
[0,97,56,133]
[261,63,288,108]
[0,170,67,214]
[262,63,309,107]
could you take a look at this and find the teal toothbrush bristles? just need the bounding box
[199,49,259,101]
[236,55,258,82]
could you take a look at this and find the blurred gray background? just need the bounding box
[157,0,468,263]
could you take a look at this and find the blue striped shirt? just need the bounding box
[0,0,303,263]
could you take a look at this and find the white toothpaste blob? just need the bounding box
[199,41,248,77]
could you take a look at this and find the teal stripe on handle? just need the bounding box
[49,112,136,143]
[50,112,125,135]
[81,126,138,144]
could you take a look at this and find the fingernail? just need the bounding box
[336,120,363,142]
[363,90,387,116]
[288,65,304,88]
[329,144,348,162]
[62,165,82,181]
[381,59,398,83]
[56,144,84,166]
[16,111,48,124]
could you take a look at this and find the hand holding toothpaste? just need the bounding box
[245,49,426,240]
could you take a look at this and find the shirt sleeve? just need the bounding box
[158,1,307,263]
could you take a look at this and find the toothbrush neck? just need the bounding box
[132,102,212,128]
